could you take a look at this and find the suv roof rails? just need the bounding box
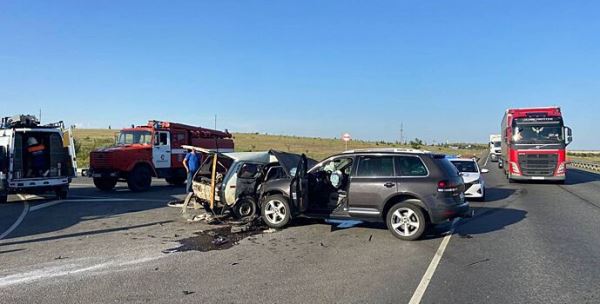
[342,148,431,154]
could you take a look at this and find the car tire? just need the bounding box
[55,186,69,200]
[480,189,486,202]
[127,166,152,192]
[93,177,117,191]
[261,194,291,229]
[386,201,427,241]
[0,193,7,204]
[233,197,257,219]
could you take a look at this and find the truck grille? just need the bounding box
[518,154,558,176]
[90,152,113,168]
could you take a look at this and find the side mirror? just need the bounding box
[481,168,489,174]
[565,127,573,145]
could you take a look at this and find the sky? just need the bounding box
[0,1,599,149]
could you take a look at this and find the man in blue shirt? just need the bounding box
[183,149,201,193]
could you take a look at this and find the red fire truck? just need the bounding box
[89,120,234,192]
[500,107,573,183]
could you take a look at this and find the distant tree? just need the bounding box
[410,138,424,149]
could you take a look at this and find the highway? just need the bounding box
[0,162,599,303]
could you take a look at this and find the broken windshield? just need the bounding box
[117,130,152,145]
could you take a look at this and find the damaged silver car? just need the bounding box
[189,148,314,220]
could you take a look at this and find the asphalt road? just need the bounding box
[0,163,599,304]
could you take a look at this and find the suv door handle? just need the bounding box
[384,182,395,188]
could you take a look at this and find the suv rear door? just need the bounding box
[348,155,397,216]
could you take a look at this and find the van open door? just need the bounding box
[290,154,310,213]
[62,126,78,177]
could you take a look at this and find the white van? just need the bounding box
[0,115,77,203]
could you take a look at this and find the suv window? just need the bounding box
[356,156,395,177]
[395,156,428,176]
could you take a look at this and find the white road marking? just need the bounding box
[483,153,490,167]
[28,198,150,212]
[0,195,30,241]
[0,256,162,287]
[408,218,459,304]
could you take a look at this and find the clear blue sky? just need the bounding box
[1,1,598,149]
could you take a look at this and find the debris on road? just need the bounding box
[163,217,269,253]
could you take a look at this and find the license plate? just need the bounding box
[531,176,545,180]
[92,173,102,178]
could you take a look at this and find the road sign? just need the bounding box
[342,133,351,142]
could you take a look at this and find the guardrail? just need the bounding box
[569,161,600,172]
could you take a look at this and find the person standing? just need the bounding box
[183,149,200,193]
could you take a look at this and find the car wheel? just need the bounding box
[0,193,7,204]
[93,177,117,191]
[127,166,152,192]
[261,194,291,229]
[233,197,257,219]
[480,188,486,202]
[386,202,426,241]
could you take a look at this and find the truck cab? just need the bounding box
[0,115,77,203]
[89,120,234,192]
[501,107,573,182]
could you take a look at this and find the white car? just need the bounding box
[450,158,489,201]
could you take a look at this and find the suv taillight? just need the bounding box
[438,180,460,192]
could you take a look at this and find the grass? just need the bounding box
[73,129,486,168]
[568,155,600,164]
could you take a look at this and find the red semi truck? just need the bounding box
[500,107,572,183]
[89,120,234,192]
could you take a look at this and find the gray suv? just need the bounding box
[258,149,471,240]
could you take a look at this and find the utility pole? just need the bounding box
[214,114,217,130]
[400,122,404,144]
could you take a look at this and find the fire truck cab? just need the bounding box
[0,115,77,203]
[89,120,234,192]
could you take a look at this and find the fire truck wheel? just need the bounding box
[93,177,117,191]
[165,176,186,186]
[127,166,152,192]
[55,186,69,200]
[233,197,257,219]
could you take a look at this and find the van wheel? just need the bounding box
[127,166,152,192]
[261,195,291,229]
[93,177,117,191]
[55,186,69,200]
[234,197,257,219]
[386,202,426,241]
